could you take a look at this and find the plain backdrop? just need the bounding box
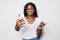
[0,0,60,40]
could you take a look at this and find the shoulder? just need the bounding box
[36,17,42,22]
[35,17,42,25]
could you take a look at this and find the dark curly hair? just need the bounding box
[24,2,38,17]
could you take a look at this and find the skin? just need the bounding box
[15,4,46,39]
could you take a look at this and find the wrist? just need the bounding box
[38,27,43,29]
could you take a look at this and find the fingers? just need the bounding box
[39,21,46,27]
[17,18,24,21]
[17,22,25,27]
[16,18,25,27]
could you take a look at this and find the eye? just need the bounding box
[26,5,34,10]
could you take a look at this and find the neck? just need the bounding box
[27,15,34,19]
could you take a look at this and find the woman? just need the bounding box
[15,2,46,40]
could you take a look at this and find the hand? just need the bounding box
[16,18,25,28]
[39,21,46,27]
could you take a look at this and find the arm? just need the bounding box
[37,21,46,39]
[15,19,25,31]
[15,23,20,31]
[37,28,42,38]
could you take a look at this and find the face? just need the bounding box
[26,5,35,16]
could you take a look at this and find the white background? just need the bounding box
[0,0,60,40]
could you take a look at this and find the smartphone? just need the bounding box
[18,14,26,27]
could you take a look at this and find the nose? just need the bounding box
[28,9,32,12]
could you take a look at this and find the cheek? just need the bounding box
[30,10,35,14]
[26,10,35,13]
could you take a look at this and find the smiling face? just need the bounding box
[26,5,35,16]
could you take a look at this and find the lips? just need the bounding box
[28,12,33,15]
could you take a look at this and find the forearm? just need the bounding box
[37,28,42,39]
[37,21,45,39]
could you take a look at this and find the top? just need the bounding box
[20,17,42,39]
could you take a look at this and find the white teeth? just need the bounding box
[29,13,32,15]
